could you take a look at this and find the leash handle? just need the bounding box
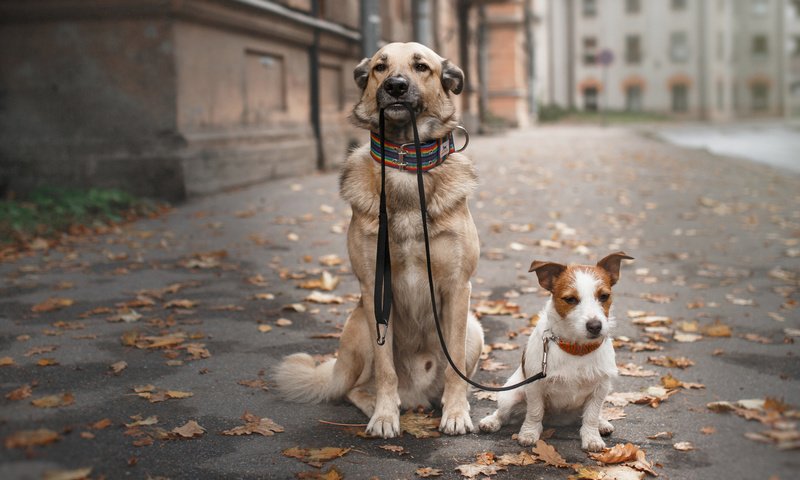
[374,108,392,345]
[374,104,546,391]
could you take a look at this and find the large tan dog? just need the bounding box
[274,42,484,438]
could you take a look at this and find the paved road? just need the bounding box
[1,125,798,479]
[654,121,800,173]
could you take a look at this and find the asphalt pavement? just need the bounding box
[1,125,798,480]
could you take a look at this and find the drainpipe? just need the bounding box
[697,0,707,120]
[310,0,323,169]
[524,0,537,118]
[361,0,380,57]
[477,2,489,126]
[458,0,472,116]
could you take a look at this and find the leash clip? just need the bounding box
[376,323,388,346]
[541,334,550,375]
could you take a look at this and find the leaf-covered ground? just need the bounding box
[0,125,798,479]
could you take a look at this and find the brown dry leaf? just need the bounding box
[0,356,14,366]
[532,439,569,467]
[496,451,537,466]
[296,468,344,480]
[42,467,92,480]
[237,378,269,391]
[299,271,340,292]
[171,420,205,438]
[647,431,673,440]
[32,297,74,313]
[490,342,519,351]
[24,345,58,357]
[632,315,672,326]
[700,426,716,435]
[4,428,60,448]
[258,325,273,333]
[284,303,308,312]
[480,358,510,372]
[180,250,227,269]
[110,361,128,374]
[473,299,521,317]
[37,358,59,367]
[742,333,772,344]
[246,274,269,287]
[221,412,284,436]
[415,467,443,477]
[640,293,673,304]
[602,405,627,421]
[31,392,74,408]
[379,444,407,455]
[319,254,343,267]
[590,443,639,464]
[275,318,293,327]
[455,453,507,479]
[606,391,652,407]
[401,410,441,438]
[703,321,732,337]
[617,363,657,377]
[282,446,351,468]
[165,390,193,399]
[673,332,702,343]
[92,418,112,430]
[673,441,694,451]
[6,384,33,401]
[125,415,159,427]
[305,291,344,304]
[647,355,694,369]
[164,299,197,309]
[253,292,275,300]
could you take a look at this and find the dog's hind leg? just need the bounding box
[347,386,376,418]
[478,366,527,433]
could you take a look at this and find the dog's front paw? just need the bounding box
[599,418,614,437]
[367,412,400,438]
[516,423,542,447]
[440,408,474,435]
[581,432,606,452]
[478,414,502,433]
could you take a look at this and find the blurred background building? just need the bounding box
[1,0,798,200]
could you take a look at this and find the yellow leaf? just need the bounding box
[400,410,441,438]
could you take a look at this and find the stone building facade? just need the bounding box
[535,0,800,119]
[0,0,487,200]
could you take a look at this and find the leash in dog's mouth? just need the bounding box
[373,103,547,392]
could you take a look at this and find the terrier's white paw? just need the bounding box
[599,418,614,437]
[516,423,542,447]
[440,408,474,435]
[581,433,606,452]
[478,414,502,433]
[367,412,400,438]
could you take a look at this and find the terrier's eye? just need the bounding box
[598,293,610,302]
[414,63,429,72]
[563,296,579,305]
[374,63,387,72]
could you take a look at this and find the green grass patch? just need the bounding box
[0,187,166,246]
[537,104,671,124]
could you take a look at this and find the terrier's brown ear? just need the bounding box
[529,260,567,293]
[596,252,634,286]
[353,57,370,90]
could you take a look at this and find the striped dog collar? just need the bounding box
[370,131,455,172]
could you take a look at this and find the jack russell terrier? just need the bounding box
[478,252,633,452]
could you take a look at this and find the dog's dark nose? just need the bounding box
[586,319,602,336]
[383,76,408,98]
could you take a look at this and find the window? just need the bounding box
[626,35,642,64]
[583,0,597,17]
[672,85,689,112]
[626,0,641,14]
[751,0,768,15]
[752,35,768,55]
[751,84,769,111]
[626,86,643,112]
[583,37,598,65]
[584,87,599,111]
[672,0,687,11]
[670,32,689,62]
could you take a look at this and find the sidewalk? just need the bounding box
[1,125,798,479]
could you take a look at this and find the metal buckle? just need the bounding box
[376,323,388,345]
[454,125,469,153]
[397,143,415,170]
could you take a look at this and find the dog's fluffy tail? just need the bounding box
[273,353,349,404]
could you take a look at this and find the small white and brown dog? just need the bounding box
[478,252,633,451]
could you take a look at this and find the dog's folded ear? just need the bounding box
[596,252,634,286]
[529,260,566,293]
[354,57,370,90]
[441,60,464,95]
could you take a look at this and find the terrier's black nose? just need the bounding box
[586,319,602,336]
[383,76,408,98]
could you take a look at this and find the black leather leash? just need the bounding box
[373,103,547,392]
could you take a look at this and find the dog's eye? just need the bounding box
[374,63,387,72]
[562,296,579,305]
[598,293,610,302]
[414,63,429,72]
